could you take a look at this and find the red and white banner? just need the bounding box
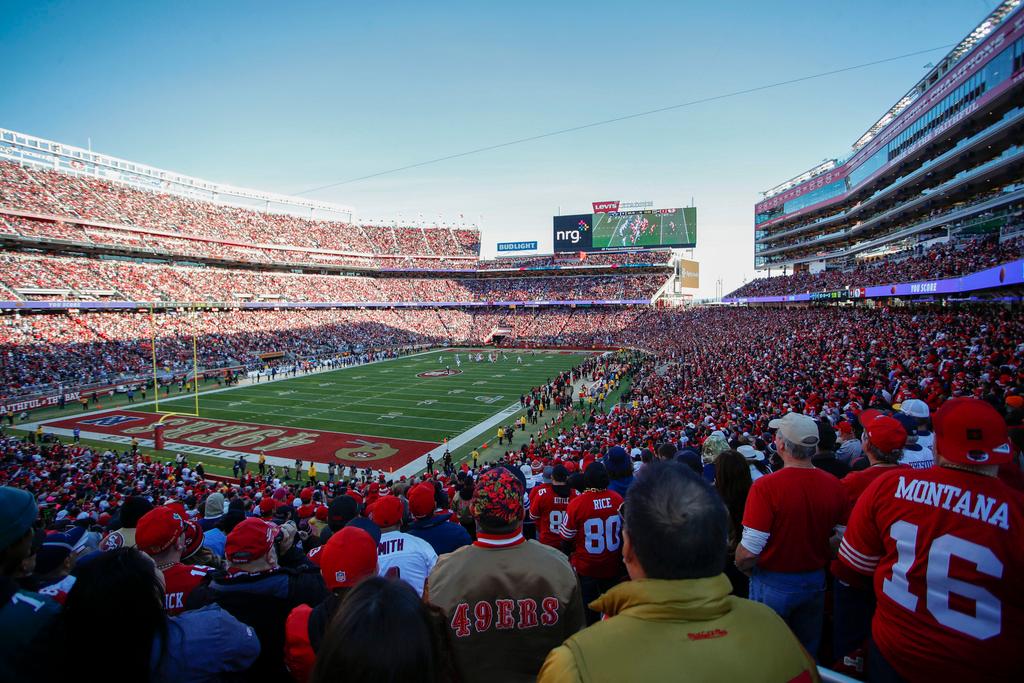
[592,201,620,213]
[41,410,439,471]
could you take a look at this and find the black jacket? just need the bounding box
[187,566,327,683]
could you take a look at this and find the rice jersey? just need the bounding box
[560,489,624,579]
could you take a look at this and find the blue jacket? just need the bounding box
[187,567,327,683]
[407,513,472,555]
[608,476,633,498]
[152,604,260,682]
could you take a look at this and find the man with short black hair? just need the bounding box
[539,462,818,682]
[735,411,845,659]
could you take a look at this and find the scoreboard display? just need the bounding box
[553,207,696,252]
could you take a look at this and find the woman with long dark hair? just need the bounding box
[312,576,461,683]
[33,547,258,683]
[714,449,753,598]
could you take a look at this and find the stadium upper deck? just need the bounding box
[0,132,674,306]
[753,0,1024,272]
[0,129,482,264]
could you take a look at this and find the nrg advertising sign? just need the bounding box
[496,241,538,252]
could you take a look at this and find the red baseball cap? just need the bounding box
[934,398,1012,465]
[368,495,404,528]
[836,421,853,435]
[225,517,278,564]
[259,498,277,517]
[306,544,324,567]
[135,506,185,555]
[181,520,204,560]
[320,527,378,590]
[858,409,885,426]
[863,415,907,453]
[407,484,436,519]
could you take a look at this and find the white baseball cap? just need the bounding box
[768,412,820,448]
[900,399,930,419]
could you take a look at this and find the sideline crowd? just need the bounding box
[1,303,1022,682]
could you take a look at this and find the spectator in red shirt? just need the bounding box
[830,411,909,670]
[136,505,214,616]
[838,398,1023,682]
[735,411,846,659]
[529,464,576,549]
[560,462,625,624]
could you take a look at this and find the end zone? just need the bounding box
[39,410,438,471]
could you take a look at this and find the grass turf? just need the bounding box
[138,349,594,444]
[11,349,624,479]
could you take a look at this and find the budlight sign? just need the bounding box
[496,241,538,252]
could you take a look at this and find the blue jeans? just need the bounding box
[750,567,825,659]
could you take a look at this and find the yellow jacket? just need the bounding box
[538,575,819,683]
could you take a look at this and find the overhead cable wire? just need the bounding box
[295,43,955,194]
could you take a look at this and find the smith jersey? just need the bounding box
[529,484,577,548]
[560,489,624,579]
[376,530,438,597]
[839,466,1023,682]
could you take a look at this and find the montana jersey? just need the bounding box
[839,466,1023,682]
[530,484,577,548]
[162,563,214,616]
[560,489,624,579]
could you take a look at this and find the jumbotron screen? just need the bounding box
[553,207,696,252]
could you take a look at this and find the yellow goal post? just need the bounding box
[149,303,201,417]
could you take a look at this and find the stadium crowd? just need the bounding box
[1,302,1021,682]
[0,252,664,304]
[0,161,480,261]
[728,234,1023,298]
[0,213,479,271]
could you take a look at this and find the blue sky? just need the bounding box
[0,0,997,296]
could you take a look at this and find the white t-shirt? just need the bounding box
[376,530,438,597]
[898,443,934,469]
[915,431,935,451]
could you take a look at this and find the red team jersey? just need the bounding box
[838,464,909,523]
[839,466,1023,682]
[560,489,624,579]
[742,467,846,572]
[529,484,577,548]
[162,563,213,616]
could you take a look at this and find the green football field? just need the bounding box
[592,208,696,248]
[35,349,599,474]
[143,349,592,443]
